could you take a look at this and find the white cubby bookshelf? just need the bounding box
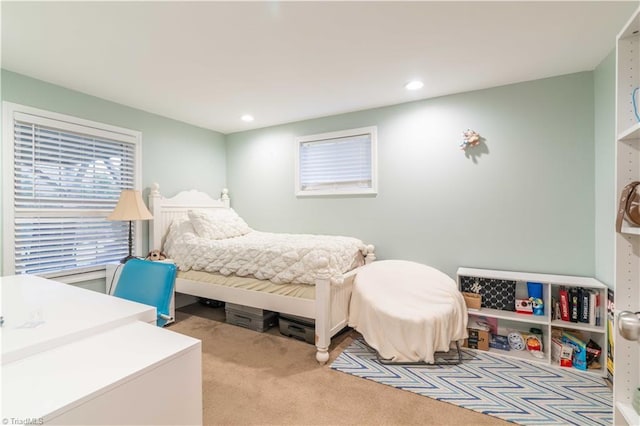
[457,267,607,378]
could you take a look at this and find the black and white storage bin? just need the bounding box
[459,276,517,311]
[278,314,315,345]
[225,303,277,332]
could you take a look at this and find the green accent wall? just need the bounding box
[226,73,596,279]
[594,51,616,288]
[1,68,609,282]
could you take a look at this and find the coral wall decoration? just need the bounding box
[460,129,480,150]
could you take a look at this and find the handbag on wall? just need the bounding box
[616,181,640,232]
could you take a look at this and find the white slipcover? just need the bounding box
[348,260,468,363]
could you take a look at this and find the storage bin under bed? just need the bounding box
[278,314,315,344]
[225,303,278,332]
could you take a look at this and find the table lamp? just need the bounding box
[107,189,153,263]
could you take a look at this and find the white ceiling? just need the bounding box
[2,1,638,134]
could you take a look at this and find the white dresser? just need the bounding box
[1,274,202,425]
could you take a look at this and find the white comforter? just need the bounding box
[348,260,468,363]
[164,221,366,286]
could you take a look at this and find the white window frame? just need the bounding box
[294,126,378,197]
[2,102,143,282]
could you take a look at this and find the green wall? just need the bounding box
[226,73,596,279]
[593,51,616,288]
[1,68,608,282]
[0,70,227,277]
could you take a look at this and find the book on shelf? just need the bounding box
[606,288,615,384]
[569,288,579,323]
[595,292,601,327]
[559,287,570,321]
[556,287,600,326]
[579,288,590,323]
[588,291,601,326]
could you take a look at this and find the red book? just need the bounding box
[559,288,570,321]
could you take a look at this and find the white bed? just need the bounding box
[148,184,375,364]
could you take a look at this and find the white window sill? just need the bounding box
[41,268,107,284]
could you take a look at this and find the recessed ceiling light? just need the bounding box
[405,80,424,91]
[241,114,254,122]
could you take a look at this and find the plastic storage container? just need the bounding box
[278,314,315,344]
[225,303,277,332]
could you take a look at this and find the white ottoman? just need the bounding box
[348,260,468,363]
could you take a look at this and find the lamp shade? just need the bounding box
[107,190,153,221]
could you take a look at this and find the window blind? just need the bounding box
[299,133,372,191]
[12,117,136,275]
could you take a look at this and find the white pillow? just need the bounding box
[187,208,251,240]
[167,216,197,238]
[163,217,198,256]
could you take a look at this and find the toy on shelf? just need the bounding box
[527,282,544,316]
[526,329,544,359]
[508,331,525,351]
[515,299,533,314]
[530,298,544,316]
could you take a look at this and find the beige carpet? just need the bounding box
[169,303,511,426]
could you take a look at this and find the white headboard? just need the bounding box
[148,183,230,250]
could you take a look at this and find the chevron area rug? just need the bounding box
[331,339,613,426]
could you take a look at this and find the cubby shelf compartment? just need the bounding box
[457,267,607,378]
[550,320,603,334]
[471,307,548,325]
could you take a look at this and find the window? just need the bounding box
[295,126,377,196]
[2,102,142,279]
